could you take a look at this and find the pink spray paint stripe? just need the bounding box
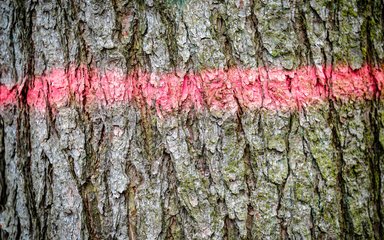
[1,64,383,114]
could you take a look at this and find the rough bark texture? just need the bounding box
[1,0,384,239]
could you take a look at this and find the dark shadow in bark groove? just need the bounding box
[0,117,6,211]
[328,99,355,239]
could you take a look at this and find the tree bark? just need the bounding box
[1,0,384,239]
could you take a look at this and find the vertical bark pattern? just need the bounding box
[1,0,384,239]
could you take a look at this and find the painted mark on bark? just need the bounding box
[1,65,383,115]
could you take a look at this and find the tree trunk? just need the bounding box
[1,0,384,239]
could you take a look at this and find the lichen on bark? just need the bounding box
[0,0,384,239]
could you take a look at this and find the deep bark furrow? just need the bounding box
[1,0,384,239]
[328,100,353,238]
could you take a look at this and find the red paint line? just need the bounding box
[1,65,383,114]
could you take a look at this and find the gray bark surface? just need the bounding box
[1,0,384,239]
